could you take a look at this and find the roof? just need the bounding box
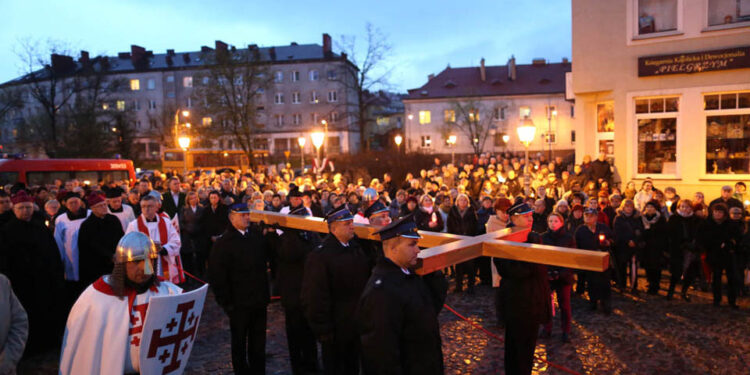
[405,61,571,101]
[2,42,353,86]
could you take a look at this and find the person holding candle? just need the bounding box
[447,193,479,293]
[414,194,443,232]
[575,207,614,314]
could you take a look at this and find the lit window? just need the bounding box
[309,70,319,81]
[102,103,109,110]
[183,76,193,88]
[147,78,155,90]
[291,71,300,82]
[421,135,432,147]
[328,91,338,102]
[310,91,319,104]
[597,103,615,132]
[275,71,284,83]
[275,93,284,104]
[419,110,431,124]
[635,96,679,175]
[546,105,557,118]
[637,0,678,35]
[704,92,750,175]
[444,110,455,123]
[292,92,301,104]
[377,117,389,126]
[202,117,212,126]
[468,109,480,122]
[166,75,174,83]
[130,79,140,91]
[116,100,126,111]
[519,106,531,118]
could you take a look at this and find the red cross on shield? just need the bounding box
[139,284,208,375]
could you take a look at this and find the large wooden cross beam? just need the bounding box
[249,210,609,275]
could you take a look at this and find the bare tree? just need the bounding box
[0,87,23,119]
[192,45,273,165]
[444,99,499,156]
[337,23,393,152]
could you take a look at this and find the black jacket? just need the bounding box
[357,258,447,375]
[301,235,372,342]
[161,191,186,218]
[179,205,205,254]
[494,230,551,324]
[698,218,742,266]
[202,204,230,239]
[641,213,668,268]
[77,213,124,286]
[446,205,478,236]
[612,211,643,259]
[209,227,270,310]
[414,208,444,233]
[666,213,702,260]
[590,159,612,184]
[277,228,321,309]
[541,227,576,284]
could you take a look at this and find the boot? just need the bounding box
[681,290,691,302]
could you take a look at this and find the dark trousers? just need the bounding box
[544,283,572,334]
[229,306,267,375]
[477,256,492,285]
[681,254,701,293]
[283,306,318,375]
[322,337,360,375]
[575,271,587,294]
[712,256,740,305]
[504,316,539,375]
[455,260,477,292]
[645,266,661,293]
[195,249,209,278]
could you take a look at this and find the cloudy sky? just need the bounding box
[0,0,571,92]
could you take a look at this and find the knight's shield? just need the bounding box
[139,284,208,375]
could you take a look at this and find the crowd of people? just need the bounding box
[0,149,749,374]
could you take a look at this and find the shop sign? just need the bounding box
[638,46,750,77]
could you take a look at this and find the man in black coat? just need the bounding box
[0,191,65,355]
[301,206,372,375]
[494,202,551,375]
[590,152,612,188]
[77,192,124,287]
[699,203,742,308]
[161,177,185,218]
[357,216,448,375]
[209,203,270,374]
[277,205,321,374]
[709,185,744,211]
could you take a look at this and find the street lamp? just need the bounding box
[178,136,191,177]
[394,134,403,153]
[174,109,190,148]
[517,116,536,197]
[447,134,457,165]
[297,136,306,170]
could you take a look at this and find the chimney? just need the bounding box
[201,46,213,53]
[507,56,516,81]
[532,58,546,66]
[480,57,486,82]
[428,73,435,81]
[183,53,190,64]
[215,40,228,52]
[562,57,569,64]
[167,49,175,56]
[130,45,146,67]
[322,33,332,56]
[79,50,89,65]
[248,44,258,51]
[50,54,76,74]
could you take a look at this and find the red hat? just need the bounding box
[56,189,68,202]
[494,197,512,212]
[86,192,105,207]
[11,191,34,204]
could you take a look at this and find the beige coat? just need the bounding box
[0,274,28,375]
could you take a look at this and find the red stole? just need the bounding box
[136,214,184,283]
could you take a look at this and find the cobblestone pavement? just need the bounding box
[17,273,750,374]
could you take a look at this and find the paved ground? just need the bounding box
[17,272,750,374]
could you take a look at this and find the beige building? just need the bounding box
[572,0,750,197]
[403,58,575,157]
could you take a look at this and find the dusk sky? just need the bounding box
[1,0,572,92]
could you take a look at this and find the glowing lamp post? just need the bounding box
[297,136,306,170]
[394,134,403,153]
[517,117,536,197]
[311,131,325,174]
[178,136,191,177]
[447,134,457,165]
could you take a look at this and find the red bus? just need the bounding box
[0,158,136,187]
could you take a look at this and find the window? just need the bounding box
[570,104,575,118]
[130,79,140,91]
[253,138,269,150]
[419,110,431,124]
[309,70,319,81]
[421,135,432,148]
[202,117,212,126]
[149,119,158,129]
[444,110,455,123]
[148,100,157,110]
[274,114,284,127]
[636,0,678,35]
[183,76,193,88]
[311,113,319,124]
[377,117,389,126]
[544,132,557,144]
[327,91,338,102]
[519,106,531,118]
[116,100,126,111]
[132,100,140,111]
[468,109,480,122]
[597,103,615,132]
[705,91,750,175]
[291,71,300,82]
[275,71,284,83]
[166,75,174,83]
[147,78,155,90]
[102,103,109,110]
[274,93,284,104]
[292,92,301,104]
[202,77,209,85]
[707,0,750,27]
[186,98,192,108]
[493,107,505,120]
[274,138,289,153]
[635,96,679,175]
[330,112,339,123]
[327,70,337,80]
[571,130,576,143]
[310,91,319,104]
[293,113,302,125]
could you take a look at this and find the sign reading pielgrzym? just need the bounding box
[638,46,750,77]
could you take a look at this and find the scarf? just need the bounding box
[641,211,661,230]
[677,209,693,218]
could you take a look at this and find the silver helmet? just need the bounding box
[362,188,378,202]
[113,232,158,275]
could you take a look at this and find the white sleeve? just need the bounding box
[163,217,181,256]
[125,219,137,234]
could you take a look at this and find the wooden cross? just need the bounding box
[249,210,609,275]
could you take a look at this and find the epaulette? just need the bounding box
[373,278,384,288]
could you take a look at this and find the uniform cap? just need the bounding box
[374,214,421,241]
[324,206,353,223]
[507,202,532,216]
[364,200,389,218]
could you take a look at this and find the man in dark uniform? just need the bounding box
[209,203,270,375]
[494,202,551,375]
[301,206,373,375]
[357,215,448,375]
[277,205,321,374]
[358,200,392,262]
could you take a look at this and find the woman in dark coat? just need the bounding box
[698,203,743,308]
[612,199,643,292]
[575,207,614,314]
[202,190,230,247]
[179,191,206,278]
[566,204,586,294]
[540,213,576,343]
[640,200,668,295]
[666,199,702,301]
[414,194,444,232]
[447,193,479,293]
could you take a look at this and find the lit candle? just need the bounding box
[744,200,750,206]
[599,234,606,243]
[431,212,437,223]
[666,201,673,209]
